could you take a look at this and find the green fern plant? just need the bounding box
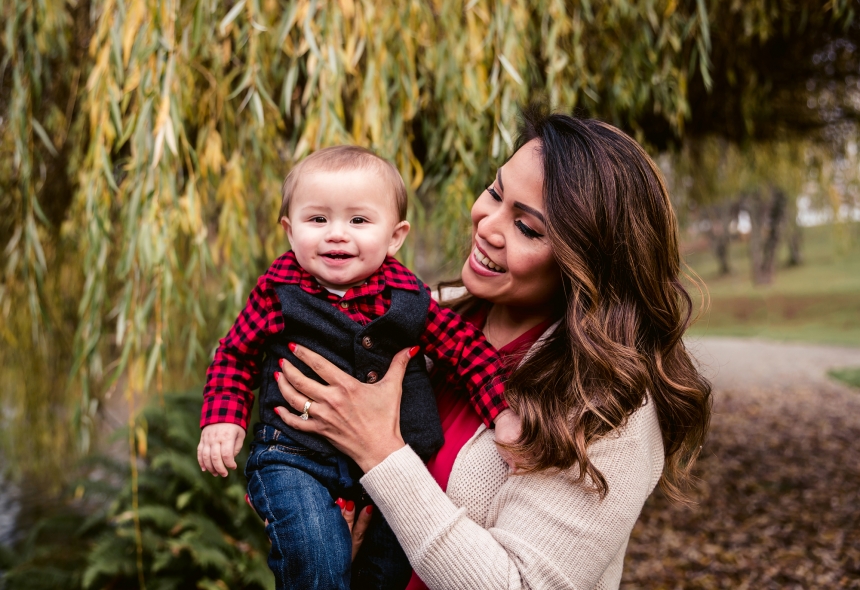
[82,391,271,590]
[2,391,272,590]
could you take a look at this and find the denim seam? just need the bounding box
[251,469,287,588]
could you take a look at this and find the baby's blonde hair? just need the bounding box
[279,146,407,221]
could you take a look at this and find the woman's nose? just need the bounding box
[476,213,505,249]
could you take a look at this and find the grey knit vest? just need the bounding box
[256,282,445,461]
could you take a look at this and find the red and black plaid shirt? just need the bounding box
[201,251,508,430]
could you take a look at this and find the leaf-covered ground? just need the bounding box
[622,338,860,589]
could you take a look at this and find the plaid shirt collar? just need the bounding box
[263,251,419,298]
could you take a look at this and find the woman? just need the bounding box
[272,106,712,589]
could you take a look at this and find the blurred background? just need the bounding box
[1,0,859,588]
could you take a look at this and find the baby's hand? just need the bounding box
[493,409,523,471]
[198,423,246,477]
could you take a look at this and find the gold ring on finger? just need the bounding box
[300,399,312,421]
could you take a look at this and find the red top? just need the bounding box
[201,252,509,430]
[407,306,556,590]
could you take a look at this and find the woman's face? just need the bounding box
[462,139,562,310]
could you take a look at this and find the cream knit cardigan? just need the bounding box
[360,358,665,589]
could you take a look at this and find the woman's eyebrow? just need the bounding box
[496,168,504,192]
[513,202,546,224]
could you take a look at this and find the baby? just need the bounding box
[198,146,512,590]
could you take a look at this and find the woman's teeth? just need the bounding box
[474,248,504,272]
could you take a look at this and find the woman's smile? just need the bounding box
[471,245,506,274]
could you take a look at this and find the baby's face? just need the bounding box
[282,169,409,291]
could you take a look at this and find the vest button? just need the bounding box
[366,371,379,384]
[361,336,373,349]
[339,301,349,309]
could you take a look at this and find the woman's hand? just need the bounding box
[272,343,417,472]
[245,494,373,561]
[336,498,374,561]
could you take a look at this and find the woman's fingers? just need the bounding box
[379,346,419,387]
[275,406,319,433]
[351,505,372,561]
[335,499,372,562]
[278,359,326,410]
[287,344,349,387]
[338,498,354,531]
[274,371,317,415]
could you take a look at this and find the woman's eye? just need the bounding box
[515,220,543,239]
[350,217,367,224]
[487,186,502,202]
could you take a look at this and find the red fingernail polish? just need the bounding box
[279,358,285,367]
[288,342,297,352]
[409,346,420,358]
[245,493,251,507]
[274,371,279,380]
[365,505,373,515]
[335,497,345,508]
[345,500,355,512]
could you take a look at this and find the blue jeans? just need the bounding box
[245,425,412,590]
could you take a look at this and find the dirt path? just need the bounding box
[622,337,860,589]
[687,336,860,392]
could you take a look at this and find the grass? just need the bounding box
[829,367,860,389]
[683,222,860,347]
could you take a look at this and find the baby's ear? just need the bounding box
[387,220,411,256]
[280,216,292,240]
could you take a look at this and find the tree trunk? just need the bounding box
[759,187,788,283]
[786,200,803,267]
[744,186,788,285]
[706,201,739,276]
[743,191,765,284]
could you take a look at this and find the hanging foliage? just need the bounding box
[0,0,713,475]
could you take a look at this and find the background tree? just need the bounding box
[655,0,858,283]
[0,0,712,478]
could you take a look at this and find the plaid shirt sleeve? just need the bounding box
[200,277,283,430]
[420,289,509,426]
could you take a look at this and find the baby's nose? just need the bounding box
[325,223,349,241]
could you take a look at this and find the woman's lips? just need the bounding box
[470,246,506,275]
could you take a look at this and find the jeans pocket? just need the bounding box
[268,442,315,456]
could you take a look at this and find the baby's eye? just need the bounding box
[350,217,368,224]
[311,216,326,223]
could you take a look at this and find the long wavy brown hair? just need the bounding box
[450,105,711,502]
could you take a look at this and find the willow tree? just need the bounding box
[1,0,712,477]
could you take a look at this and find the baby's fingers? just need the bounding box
[208,442,229,477]
[203,446,221,475]
[197,440,206,472]
[221,441,238,471]
[233,429,246,457]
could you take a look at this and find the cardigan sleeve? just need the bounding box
[360,401,664,590]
